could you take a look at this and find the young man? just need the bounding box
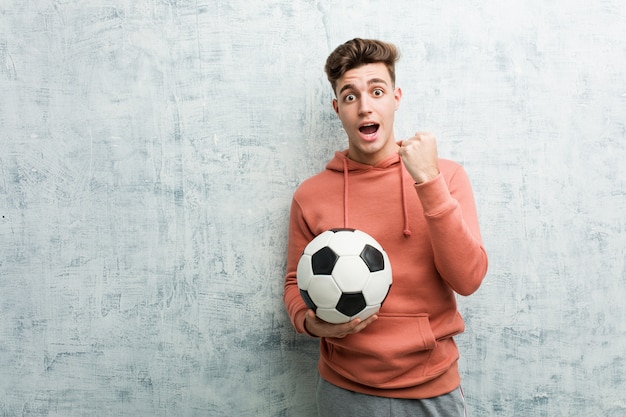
[284,38,488,416]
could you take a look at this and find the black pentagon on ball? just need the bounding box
[311,246,339,275]
[300,289,317,311]
[360,244,385,272]
[336,292,367,317]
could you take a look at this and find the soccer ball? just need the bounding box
[296,228,393,324]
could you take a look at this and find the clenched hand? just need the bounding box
[398,132,440,184]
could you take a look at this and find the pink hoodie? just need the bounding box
[284,146,488,399]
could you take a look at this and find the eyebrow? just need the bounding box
[338,78,389,95]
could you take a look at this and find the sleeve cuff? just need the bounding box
[413,174,456,216]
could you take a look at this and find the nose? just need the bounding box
[358,95,372,116]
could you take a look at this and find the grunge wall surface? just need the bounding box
[1,1,625,416]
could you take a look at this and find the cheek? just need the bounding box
[380,105,396,121]
[337,108,354,125]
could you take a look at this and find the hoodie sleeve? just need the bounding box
[283,197,317,335]
[414,163,488,295]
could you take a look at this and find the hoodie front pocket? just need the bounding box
[323,313,445,388]
[370,313,437,358]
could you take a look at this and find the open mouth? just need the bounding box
[359,123,380,135]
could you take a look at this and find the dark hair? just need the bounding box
[324,38,400,94]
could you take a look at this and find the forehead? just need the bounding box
[336,62,393,92]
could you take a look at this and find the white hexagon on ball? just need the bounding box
[306,274,342,309]
[296,254,314,290]
[302,230,335,256]
[331,255,371,293]
[362,269,393,305]
[326,231,364,256]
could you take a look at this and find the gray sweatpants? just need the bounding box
[316,375,467,417]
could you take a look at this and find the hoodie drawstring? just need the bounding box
[399,158,412,237]
[343,157,350,229]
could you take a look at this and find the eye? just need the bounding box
[373,88,384,97]
[343,94,356,103]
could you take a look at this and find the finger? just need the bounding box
[348,314,378,334]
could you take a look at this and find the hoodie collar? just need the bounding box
[327,146,412,237]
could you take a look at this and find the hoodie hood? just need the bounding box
[325,146,413,237]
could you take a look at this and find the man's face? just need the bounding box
[332,62,402,166]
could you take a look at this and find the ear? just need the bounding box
[332,98,339,115]
[394,87,403,110]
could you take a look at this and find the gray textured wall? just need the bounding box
[1,1,625,416]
